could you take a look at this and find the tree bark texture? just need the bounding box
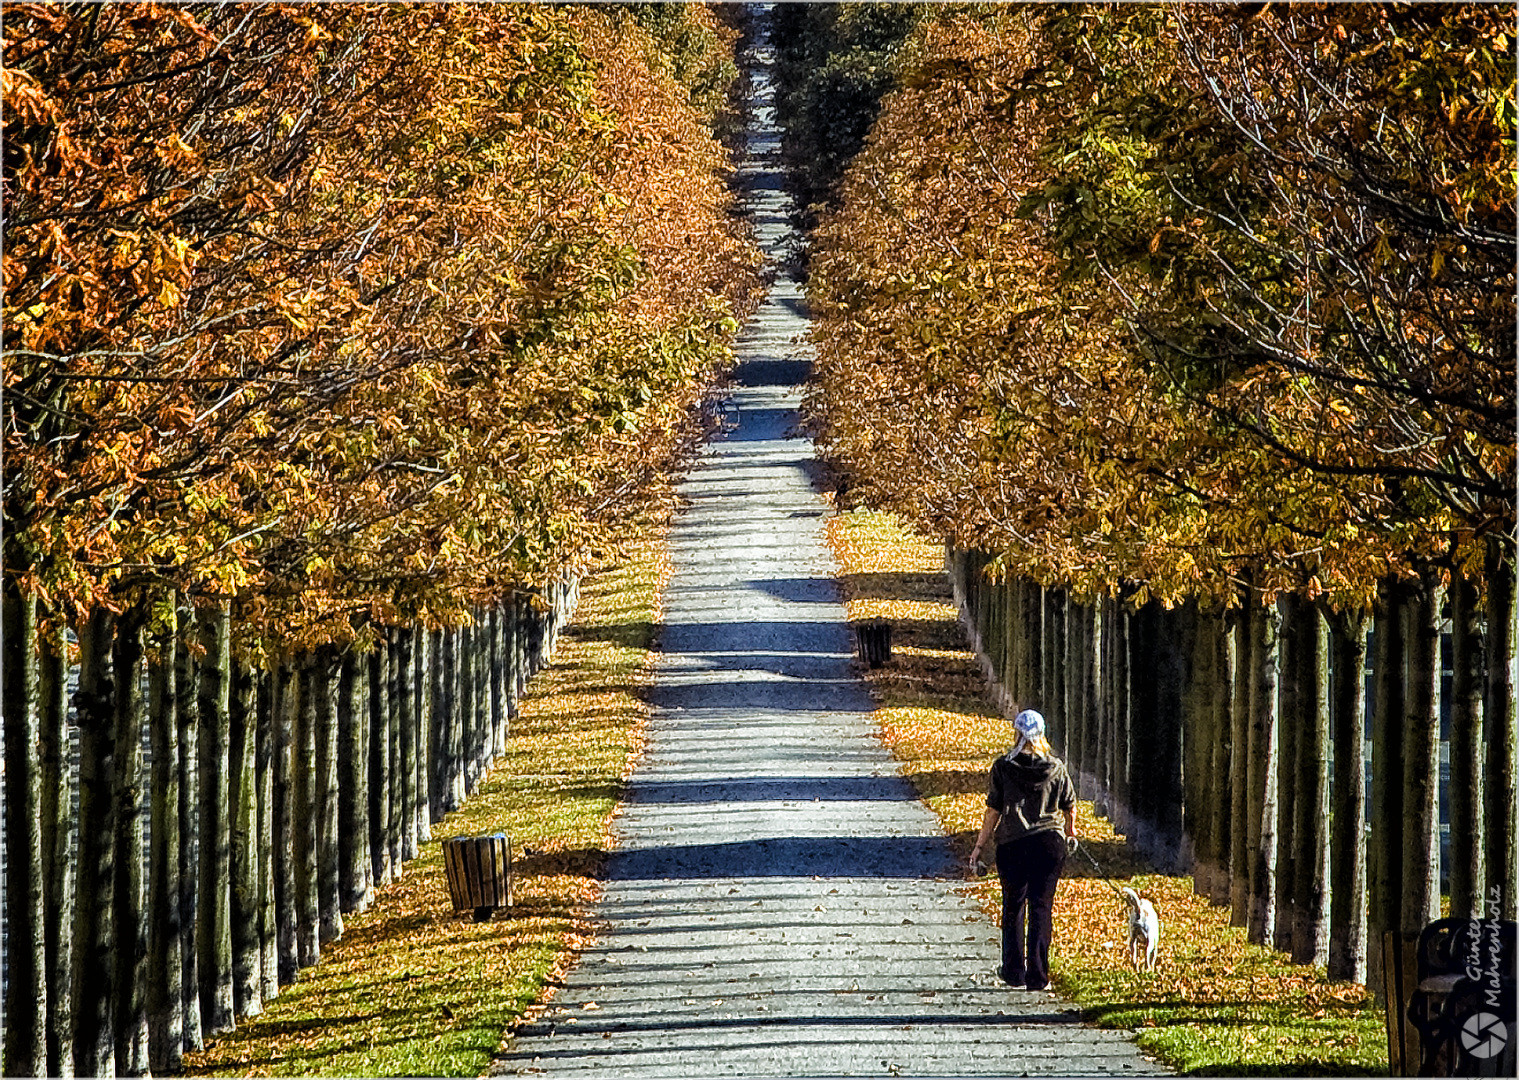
[472,608,490,785]
[1229,609,1252,927]
[1367,578,1406,1000]
[228,657,263,1018]
[1485,537,1517,920]
[1207,611,1234,907]
[1109,599,1130,835]
[272,662,297,986]
[111,612,149,1075]
[1246,594,1280,947]
[458,623,476,798]
[385,634,404,876]
[414,628,432,844]
[337,649,371,913]
[146,622,183,1073]
[1327,609,1368,983]
[72,608,116,1077]
[39,623,75,1076]
[1290,599,1330,967]
[4,587,48,1077]
[394,630,416,865]
[196,604,235,1036]
[292,654,320,967]
[314,649,342,944]
[1447,569,1484,920]
[255,670,278,1002]
[174,623,202,1050]
[489,606,507,760]
[1273,595,1300,952]
[368,641,393,887]
[1400,575,1440,932]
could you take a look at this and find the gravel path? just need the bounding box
[492,17,1165,1079]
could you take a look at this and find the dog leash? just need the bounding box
[1074,842,1130,901]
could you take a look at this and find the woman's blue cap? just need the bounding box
[1014,709,1045,738]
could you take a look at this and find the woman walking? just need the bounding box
[969,709,1078,990]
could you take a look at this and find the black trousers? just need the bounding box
[995,830,1067,988]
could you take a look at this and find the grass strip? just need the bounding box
[825,505,1387,1077]
[184,536,670,1077]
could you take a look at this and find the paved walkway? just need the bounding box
[493,16,1164,1079]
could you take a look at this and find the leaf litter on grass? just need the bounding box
[825,505,1386,1077]
[183,537,670,1078]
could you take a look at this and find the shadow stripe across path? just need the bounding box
[492,13,1166,1079]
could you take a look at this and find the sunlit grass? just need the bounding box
[183,538,670,1077]
[826,505,1387,1077]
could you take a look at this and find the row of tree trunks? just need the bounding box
[1,580,578,1077]
[946,547,1518,1001]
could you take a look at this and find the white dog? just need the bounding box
[1121,887,1160,973]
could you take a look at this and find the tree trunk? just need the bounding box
[1049,589,1067,756]
[1367,577,1406,1000]
[1291,598,1330,967]
[72,608,116,1078]
[39,621,75,1077]
[1206,611,1234,906]
[111,611,149,1075]
[1484,536,1517,920]
[1328,608,1369,983]
[1125,601,1156,853]
[255,669,278,1003]
[337,649,371,913]
[429,628,448,820]
[1246,593,1280,947]
[1080,602,1100,801]
[174,620,202,1050]
[271,661,297,986]
[1023,581,1044,713]
[197,604,235,1035]
[395,629,417,864]
[1042,586,1058,737]
[472,608,490,786]
[386,634,404,875]
[1184,606,1216,894]
[1229,607,1252,927]
[1400,575,1441,933]
[440,628,455,814]
[146,618,183,1072]
[1110,599,1131,835]
[1274,595,1300,952]
[458,623,476,797]
[1092,600,1111,817]
[313,649,342,944]
[510,595,527,703]
[489,606,506,762]
[1065,598,1086,790]
[1447,568,1484,920]
[292,653,320,967]
[1156,602,1190,873]
[4,586,48,1076]
[368,640,392,887]
[414,628,431,844]
[228,656,263,1018]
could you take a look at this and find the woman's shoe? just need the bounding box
[1025,982,1051,991]
[996,967,1021,986]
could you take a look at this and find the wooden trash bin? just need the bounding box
[854,618,891,668]
[442,834,512,922]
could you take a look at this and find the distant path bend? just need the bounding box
[493,15,1166,1079]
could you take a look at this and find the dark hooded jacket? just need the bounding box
[987,748,1076,847]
